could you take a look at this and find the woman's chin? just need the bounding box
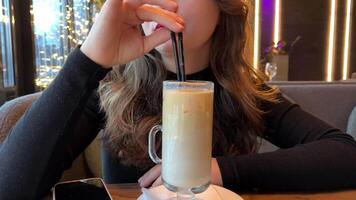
[154,41,173,55]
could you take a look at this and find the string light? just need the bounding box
[253,0,261,69]
[342,0,353,80]
[326,0,337,82]
[273,0,281,47]
[31,0,103,89]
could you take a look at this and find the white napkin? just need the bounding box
[137,185,242,200]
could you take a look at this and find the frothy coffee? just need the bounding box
[162,89,214,188]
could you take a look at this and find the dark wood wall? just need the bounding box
[261,0,356,81]
[13,0,36,95]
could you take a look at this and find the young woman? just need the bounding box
[0,0,356,199]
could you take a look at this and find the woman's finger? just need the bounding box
[138,165,162,188]
[142,28,170,53]
[142,5,184,24]
[127,0,178,11]
[137,5,185,33]
[151,176,163,188]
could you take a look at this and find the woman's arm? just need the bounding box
[0,48,110,199]
[217,94,356,192]
[0,0,186,197]
[35,89,107,198]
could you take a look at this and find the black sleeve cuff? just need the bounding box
[216,156,241,191]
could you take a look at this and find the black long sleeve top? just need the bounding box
[0,48,356,199]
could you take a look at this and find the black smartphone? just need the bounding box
[53,178,113,200]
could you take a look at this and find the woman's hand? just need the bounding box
[138,164,162,188]
[138,158,223,188]
[80,0,185,68]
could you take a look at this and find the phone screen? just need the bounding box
[54,178,112,200]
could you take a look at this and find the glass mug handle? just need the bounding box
[148,125,162,164]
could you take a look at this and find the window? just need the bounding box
[0,0,15,88]
[32,0,102,89]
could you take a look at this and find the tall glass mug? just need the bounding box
[148,81,214,200]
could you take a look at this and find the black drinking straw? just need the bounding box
[170,31,186,81]
[177,32,186,81]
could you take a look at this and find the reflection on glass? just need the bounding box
[0,0,15,88]
[32,0,101,89]
[265,62,277,81]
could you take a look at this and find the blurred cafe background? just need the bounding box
[0,0,355,104]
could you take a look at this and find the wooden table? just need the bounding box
[107,183,356,200]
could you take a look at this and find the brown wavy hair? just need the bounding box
[98,0,278,168]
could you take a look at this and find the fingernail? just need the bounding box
[175,22,184,30]
[138,181,144,187]
[178,16,184,23]
[138,177,142,183]
[171,1,178,7]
